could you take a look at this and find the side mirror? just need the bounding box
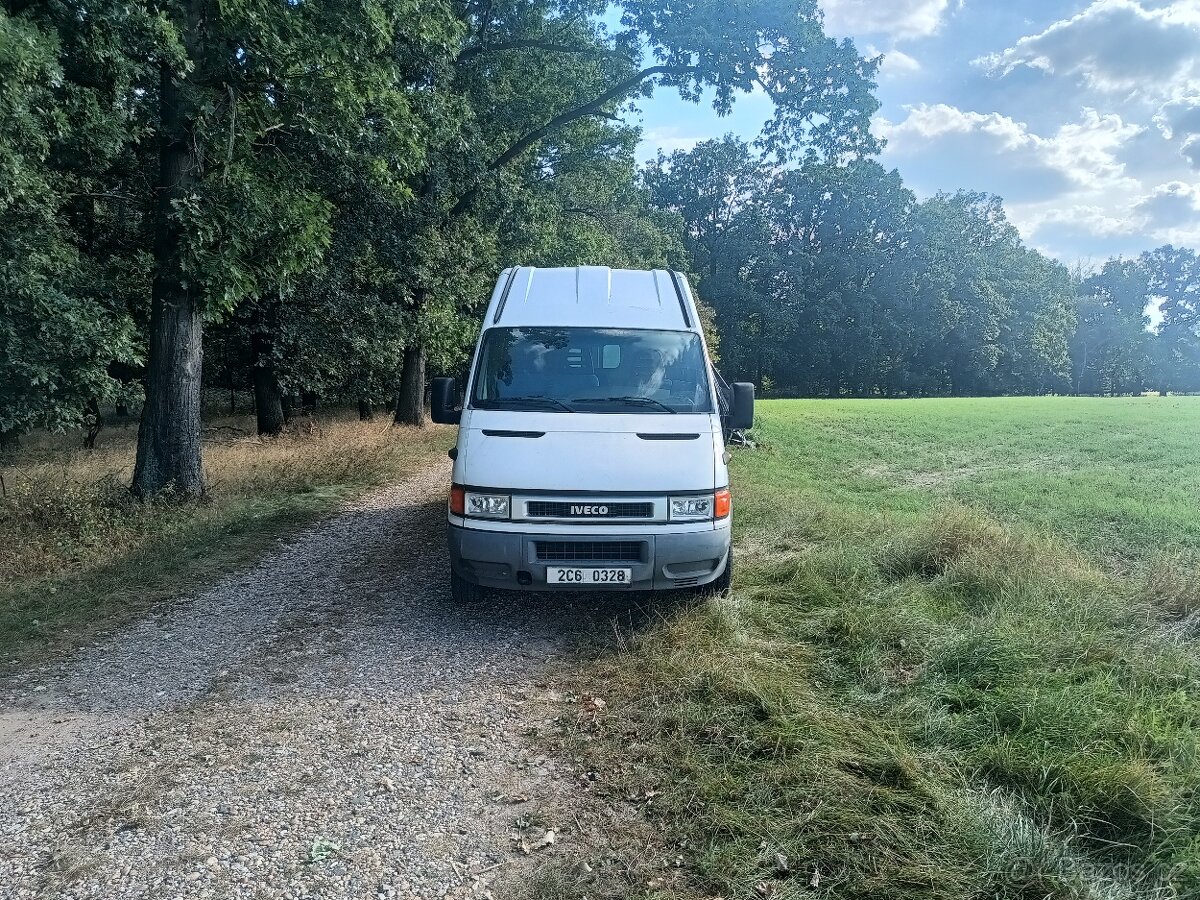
[431,377,461,425]
[729,382,755,430]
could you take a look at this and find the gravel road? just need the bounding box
[0,460,627,899]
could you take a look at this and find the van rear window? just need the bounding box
[470,327,713,414]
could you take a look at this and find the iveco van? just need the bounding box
[431,266,754,602]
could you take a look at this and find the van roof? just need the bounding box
[485,266,698,330]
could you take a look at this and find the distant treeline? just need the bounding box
[1,1,1195,498]
[646,137,1200,398]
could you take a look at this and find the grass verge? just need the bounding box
[546,399,1200,900]
[0,411,450,665]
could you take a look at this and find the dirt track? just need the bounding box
[0,461,639,899]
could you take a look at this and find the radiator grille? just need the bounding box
[527,501,653,519]
[535,541,643,563]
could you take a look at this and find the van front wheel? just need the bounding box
[451,571,487,604]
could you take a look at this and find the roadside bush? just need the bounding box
[0,472,148,582]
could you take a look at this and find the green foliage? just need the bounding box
[1072,259,1154,394]
[278,234,411,403]
[1144,246,1200,393]
[349,0,885,411]
[1070,248,1200,396]
[170,0,451,316]
[4,0,1196,453]
[0,7,142,437]
[618,0,881,160]
[647,139,1081,396]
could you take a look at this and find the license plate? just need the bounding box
[546,567,632,585]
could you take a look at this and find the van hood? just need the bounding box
[453,410,720,493]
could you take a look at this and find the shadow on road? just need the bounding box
[370,497,694,653]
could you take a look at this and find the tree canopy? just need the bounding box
[0,0,1197,472]
[646,136,1196,397]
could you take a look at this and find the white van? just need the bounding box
[431,266,754,602]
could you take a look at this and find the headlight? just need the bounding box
[465,492,510,518]
[670,495,714,521]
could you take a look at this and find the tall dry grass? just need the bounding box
[0,411,450,658]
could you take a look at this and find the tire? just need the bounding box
[708,547,733,596]
[450,570,487,604]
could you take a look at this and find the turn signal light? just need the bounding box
[449,484,465,516]
[715,487,731,519]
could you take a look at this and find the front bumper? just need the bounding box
[448,522,731,592]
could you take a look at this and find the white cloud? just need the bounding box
[820,0,952,40]
[878,104,1032,148]
[1027,182,1200,257]
[1035,204,1139,238]
[638,127,704,162]
[1154,95,1200,139]
[1133,180,1200,227]
[1154,95,1200,169]
[1183,135,1200,169]
[1014,198,1157,263]
[976,0,1200,95]
[876,104,1142,199]
[1046,109,1144,188]
[813,2,1200,260]
[863,45,921,77]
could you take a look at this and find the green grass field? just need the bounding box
[564,397,1200,900]
[740,396,1200,565]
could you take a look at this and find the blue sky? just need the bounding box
[627,0,1200,265]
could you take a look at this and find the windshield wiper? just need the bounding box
[572,396,677,414]
[488,396,573,412]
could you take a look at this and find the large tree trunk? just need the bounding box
[132,61,204,499]
[394,346,426,426]
[1074,342,1088,395]
[251,329,285,436]
[83,398,104,450]
[227,340,237,414]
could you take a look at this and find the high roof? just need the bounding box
[486,266,697,330]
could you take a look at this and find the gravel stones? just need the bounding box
[0,462,606,899]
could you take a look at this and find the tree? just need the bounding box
[384,0,882,424]
[768,159,916,395]
[118,0,448,493]
[1143,246,1200,393]
[643,137,779,385]
[1071,260,1152,395]
[644,144,1079,398]
[0,6,143,448]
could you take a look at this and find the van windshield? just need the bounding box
[471,327,713,414]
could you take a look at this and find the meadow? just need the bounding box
[564,397,1200,900]
[0,410,450,663]
[6,396,1200,898]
